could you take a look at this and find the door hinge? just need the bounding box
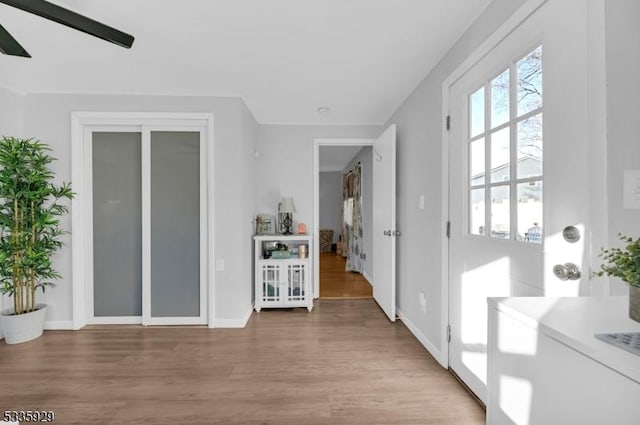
[446,115,451,131]
[446,221,451,239]
[447,325,452,343]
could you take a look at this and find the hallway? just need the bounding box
[319,252,373,298]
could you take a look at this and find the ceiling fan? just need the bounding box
[0,0,134,58]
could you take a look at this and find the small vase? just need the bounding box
[630,286,640,323]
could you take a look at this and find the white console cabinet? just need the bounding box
[487,296,640,425]
[254,235,313,312]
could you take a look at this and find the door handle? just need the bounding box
[383,230,391,236]
[553,263,581,281]
[383,230,400,237]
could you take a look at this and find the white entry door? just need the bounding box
[372,124,397,322]
[447,0,591,402]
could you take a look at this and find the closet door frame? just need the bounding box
[71,112,215,330]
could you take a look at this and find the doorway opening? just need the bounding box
[313,126,397,321]
[313,139,374,299]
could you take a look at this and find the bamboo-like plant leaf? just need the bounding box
[0,137,73,313]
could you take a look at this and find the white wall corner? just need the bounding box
[214,306,253,328]
[397,308,447,368]
[362,270,373,285]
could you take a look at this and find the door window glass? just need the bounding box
[470,138,485,185]
[490,69,510,128]
[467,45,543,243]
[517,46,543,116]
[470,188,485,236]
[470,88,485,138]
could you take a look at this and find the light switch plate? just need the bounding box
[623,170,640,209]
[215,259,225,271]
[418,195,425,210]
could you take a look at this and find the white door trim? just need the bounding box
[312,138,374,298]
[440,0,548,367]
[71,112,215,329]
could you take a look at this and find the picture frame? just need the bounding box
[255,215,276,235]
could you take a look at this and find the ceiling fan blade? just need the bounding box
[0,0,134,49]
[0,22,30,57]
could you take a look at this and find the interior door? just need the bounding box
[92,130,143,323]
[447,0,590,403]
[142,129,207,325]
[372,124,397,322]
[89,127,207,326]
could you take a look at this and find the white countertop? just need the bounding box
[489,296,640,384]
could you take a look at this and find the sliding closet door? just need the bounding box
[92,132,142,321]
[89,127,206,325]
[144,130,206,324]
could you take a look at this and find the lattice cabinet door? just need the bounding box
[285,262,307,303]
[254,235,314,312]
[257,262,282,310]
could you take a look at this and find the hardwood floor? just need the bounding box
[0,300,484,425]
[319,252,373,299]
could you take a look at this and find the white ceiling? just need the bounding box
[0,0,492,124]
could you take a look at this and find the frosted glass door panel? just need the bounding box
[150,131,201,317]
[93,132,142,317]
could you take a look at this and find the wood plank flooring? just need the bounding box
[319,252,373,299]
[0,299,484,425]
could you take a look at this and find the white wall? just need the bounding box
[319,172,342,244]
[342,147,374,279]
[240,101,259,314]
[0,87,24,137]
[383,0,528,360]
[255,125,381,236]
[605,0,640,295]
[0,86,25,339]
[22,93,256,326]
[0,87,24,338]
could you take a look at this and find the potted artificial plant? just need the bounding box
[0,137,73,344]
[595,233,640,323]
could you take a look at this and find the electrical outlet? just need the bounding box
[418,195,425,210]
[360,252,366,260]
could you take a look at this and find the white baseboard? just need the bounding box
[44,320,74,330]
[0,321,71,340]
[214,306,253,328]
[397,308,447,368]
[362,270,373,285]
[88,316,142,325]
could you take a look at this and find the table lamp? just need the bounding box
[279,197,296,235]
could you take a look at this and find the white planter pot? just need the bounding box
[0,304,47,344]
